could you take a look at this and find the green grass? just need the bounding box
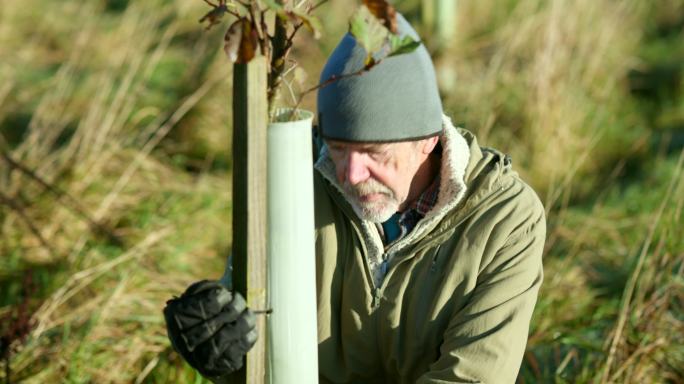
[1,0,683,383]
[521,153,684,382]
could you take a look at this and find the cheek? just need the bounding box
[334,162,346,183]
[378,169,405,199]
[392,153,418,196]
[328,154,345,182]
[396,175,412,199]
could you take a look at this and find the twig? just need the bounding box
[287,20,304,42]
[32,229,170,338]
[282,73,298,106]
[289,67,369,116]
[0,190,57,259]
[267,3,290,116]
[259,6,268,56]
[303,69,369,96]
[199,0,240,28]
[134,356,160,384]
[0,151,122,246]
[247,1,258,33]
[267,0,329,116]
[267,21,303,107]
[248,3,267,55]
[610,338,667,382]
[555,348,578,376]
[284,0,329,45]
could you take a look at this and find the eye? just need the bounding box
[328,145,345,158]
[367,146,389,160]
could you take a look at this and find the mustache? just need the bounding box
[343,178,393,199]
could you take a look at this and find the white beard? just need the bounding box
[342,178,399,223]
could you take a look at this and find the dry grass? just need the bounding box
[0,0,233,382]
[0,0,682,383]
[445,0,648,206]
[433,3,684,379]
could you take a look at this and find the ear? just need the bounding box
[420,135,440,155]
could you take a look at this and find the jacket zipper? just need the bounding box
[372,252,391,309]
[322,170,510,311]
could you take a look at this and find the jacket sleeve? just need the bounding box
[417,186,546,384]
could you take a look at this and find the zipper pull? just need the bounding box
[372,288,383,309]
[372,257,390,310]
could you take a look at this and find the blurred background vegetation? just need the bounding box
[0,0,682,382]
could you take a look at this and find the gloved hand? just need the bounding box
[163,280,257,380]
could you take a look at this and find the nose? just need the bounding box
[344,151,370,186]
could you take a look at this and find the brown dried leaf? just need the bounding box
[362,0,397,34]
[224,19,258,64]
[224,20,243,62]
[237,20,258,64]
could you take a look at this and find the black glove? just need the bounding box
[163,280,257,380]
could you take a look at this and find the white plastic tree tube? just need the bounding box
[266,109,319,384]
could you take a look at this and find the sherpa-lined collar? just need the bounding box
[314,115,471,287]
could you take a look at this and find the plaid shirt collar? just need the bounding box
[379,175,441,246]
[411,175,441,216]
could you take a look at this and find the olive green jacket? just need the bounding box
[312,117,545,383]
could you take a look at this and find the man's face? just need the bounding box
[326,139,432,223]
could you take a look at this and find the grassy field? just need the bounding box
[0,0,682,383]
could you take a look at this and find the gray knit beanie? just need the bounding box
[317,13,443,143]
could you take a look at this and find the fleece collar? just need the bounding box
[314,115,470,287]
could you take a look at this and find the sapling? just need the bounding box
[198,0,421,121]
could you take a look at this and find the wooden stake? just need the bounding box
[231,55,268,384]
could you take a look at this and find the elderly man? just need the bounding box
[164,14,545,384]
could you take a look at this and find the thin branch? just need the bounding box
[267,5,289,115]
[0,190,57,259]
[268,17,305,114]
[290,66,370,113]
[280,59,299,78]
[247,1,258,29]
[260,6,269,37]
[226,8,241,18]
[0,152,122,246]
[259,7,268,56]
[286,21,304,43]
[243,1,270,59]
[282,73,298,106]
[199,0,241,29]
[285,0,326,51]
